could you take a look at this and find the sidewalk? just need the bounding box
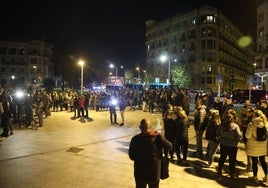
[0,109,267,188]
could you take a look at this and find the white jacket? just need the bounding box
[245,117,268,157]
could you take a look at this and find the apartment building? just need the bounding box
[0,40,54,90]
[145,6,254,92]
[254,0,268,90]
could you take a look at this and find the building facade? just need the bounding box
[254,0,268,90]
[145,6,254,93]
[0,40,54,90]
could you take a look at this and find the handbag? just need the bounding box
[160,156,169,180]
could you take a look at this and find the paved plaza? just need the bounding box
[0,108,268,188]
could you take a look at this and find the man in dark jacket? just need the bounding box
[129,119,172,188]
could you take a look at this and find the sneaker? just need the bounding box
[37,127,43,129]
[119,123,124,126]
[28,126,32,129]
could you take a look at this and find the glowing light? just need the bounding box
[237,36,252,48]
[15,90,24,98]
[111,99,118,105]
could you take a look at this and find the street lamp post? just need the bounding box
[136,67,141,83]
[110,64,118,78]
[78,60,85,94]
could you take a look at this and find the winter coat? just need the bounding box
[216,122,242,147]
[245,117,268,157]
[175,116,189,142]
[129,132,172,182]
[194,105,207,131]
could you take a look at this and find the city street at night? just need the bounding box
[0,108,267,188]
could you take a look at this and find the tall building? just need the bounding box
[0,40,54,90]
[145,6,254,93]
[254,0,268,90]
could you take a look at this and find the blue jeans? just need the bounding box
[207,140,219,165]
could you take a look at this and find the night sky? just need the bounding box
[0,0,256,82]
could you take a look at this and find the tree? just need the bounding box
[171,65,191,88]
[124,69,135,83]
[43,78,56,92]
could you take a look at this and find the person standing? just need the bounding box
[129,119,172,188]
[0,93,11,137]
[245,110,268,184]
[108,95,118,125]
[163,104,176,159]
[205,109,221,167]
[216,112,242,178]
[119,94,126,126]
[35,97,44,129]
[175,108,190,162]
[240,104,254,172]
[193,100,207,158]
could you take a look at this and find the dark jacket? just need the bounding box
[175,116,189,141]
[205,120,219,142]
[129,131,172,181]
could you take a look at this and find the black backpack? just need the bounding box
[256,126,267,141]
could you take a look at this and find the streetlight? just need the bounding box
[109,64,118,78]
[78,60,85,94]
[136,67,140,82]
[159,55,171,84]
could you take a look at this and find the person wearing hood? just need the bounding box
[193,100,207,158]
[129,118,172,188]
[245,110,268,184]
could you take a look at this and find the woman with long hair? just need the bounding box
[163,104,176,159]
[175,108,190,162]
[205,109,221,167]
[245,109,268,184]
[216,111,242,178]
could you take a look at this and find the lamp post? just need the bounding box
[78,60,85,94]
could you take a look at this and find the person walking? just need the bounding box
[245,109,268,184]
[216,111,242,178]
[129,118,172,188]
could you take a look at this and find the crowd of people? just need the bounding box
[128,89,268,187]
[1,86,268,186]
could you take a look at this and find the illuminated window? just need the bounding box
[192,18,196,25]
[207,65,212,73]
[207,15,214,23]
[259,27,264,38]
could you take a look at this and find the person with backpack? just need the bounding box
[245,109,268,184]
[129,119,172,188]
